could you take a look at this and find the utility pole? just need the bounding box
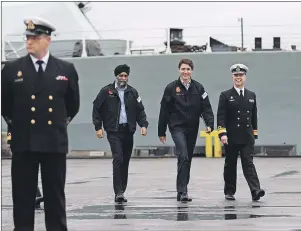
[238,17,244,51]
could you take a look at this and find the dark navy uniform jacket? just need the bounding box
[1,54,80,154]
[217,87,258,145]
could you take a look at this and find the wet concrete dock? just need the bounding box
[2,158,301,230]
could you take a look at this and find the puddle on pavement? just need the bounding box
[68,204,294,221]
[67,181,90,185]
[272,170,299,178]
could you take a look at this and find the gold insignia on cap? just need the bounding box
[17,71,22,77]
[27,20,35,30]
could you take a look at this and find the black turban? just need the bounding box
[114,64,130,76]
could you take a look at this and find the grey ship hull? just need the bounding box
[2,51,301,156]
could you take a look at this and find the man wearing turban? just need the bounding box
[92,64,148,203]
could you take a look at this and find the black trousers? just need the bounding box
[224,143,261,196]
[170,126,198,193]
[11,152,67,231]
[107,124,134,195]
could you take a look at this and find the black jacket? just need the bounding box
[217,87,258,144]
[92,82,148,133]
[158,78,214,136]
[1,54,80,154]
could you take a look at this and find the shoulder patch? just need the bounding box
[137,96,141,103]
[202,92,208,99]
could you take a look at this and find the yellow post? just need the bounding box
[212,131,222,158]
[200,131,213,158]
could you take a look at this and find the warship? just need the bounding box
[2,2,301,157]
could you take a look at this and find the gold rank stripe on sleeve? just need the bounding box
[253,130,258,136]
[217,126,227,135]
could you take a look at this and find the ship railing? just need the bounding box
[8,26,298,60]
[1,28,176,60]
[2,37,27,61]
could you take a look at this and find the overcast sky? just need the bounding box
[85,1,301,50]
[2,1,301,51]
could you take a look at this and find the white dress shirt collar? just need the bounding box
[30,50,50,66]
[234,86,245,96]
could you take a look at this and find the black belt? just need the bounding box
[119,123,128,128]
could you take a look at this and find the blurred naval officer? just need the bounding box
[217,63,265,201]
[92,64,148,203]
[158,59,214,202]
[1,16,80,231]
[6,125,44,210]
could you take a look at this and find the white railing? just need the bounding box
[1,38,5,61]
[1,28,211,60]
[2,24,300,60]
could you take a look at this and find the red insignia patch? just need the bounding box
[176,87,181,93]
[108,90,113,95]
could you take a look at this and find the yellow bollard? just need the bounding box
[200,131,213,158]
[212,131,222,158]
[200,130,223,158]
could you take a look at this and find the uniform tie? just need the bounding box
[239,89,244,99]
[34,60,44,89]
[36,60,44,75]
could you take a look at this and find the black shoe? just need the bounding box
[225,194,236,200]
[35,196,44,209]
[252,189,265,201]
[177,192,192,202]
[180,192,192,202]
[115,193,127,203]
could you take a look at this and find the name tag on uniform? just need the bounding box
[14,78,23,82]
[249,99,254,103]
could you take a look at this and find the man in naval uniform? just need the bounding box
[217,63,265,201]
[1,17,80,231]
[6,125,44,210]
